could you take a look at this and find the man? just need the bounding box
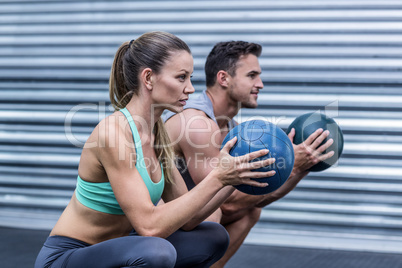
[163,41,334,267]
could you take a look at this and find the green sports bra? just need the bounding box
[75,108,165,215]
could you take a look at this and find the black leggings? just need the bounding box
[35,222,229,268]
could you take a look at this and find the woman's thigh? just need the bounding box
[35,235,177,268]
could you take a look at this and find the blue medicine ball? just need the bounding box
[286,112,344,172]
[221,120,295,195]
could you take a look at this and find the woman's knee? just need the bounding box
[199,222,230,252]
[139,238,177,267]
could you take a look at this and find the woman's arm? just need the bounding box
[101,121,273,238]
[160,136,276,232]
[162,167,236,230]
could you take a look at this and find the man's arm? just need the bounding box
[165,109,235,222]
[166,109,270,215]
[254,127,335,208]
[166,110,333,214]
[165,109,223,185]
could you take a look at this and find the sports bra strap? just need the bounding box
[120,108,165,205]
[120,108,144,160]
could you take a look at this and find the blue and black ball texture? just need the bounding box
[221,120,295,195]
[286,112,344,172]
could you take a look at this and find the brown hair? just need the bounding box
[109,31,191,184]
[205,41,262,87]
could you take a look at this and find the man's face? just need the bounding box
[227,54,263,109]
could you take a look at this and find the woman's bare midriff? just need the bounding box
[50,193,133,245]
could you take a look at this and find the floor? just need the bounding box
[3,226,402,268]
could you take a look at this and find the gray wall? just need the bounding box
[1,0,402,252]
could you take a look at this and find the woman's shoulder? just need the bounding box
[88,111,137,164]
[87,111,130,148]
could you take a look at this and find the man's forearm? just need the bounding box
[187,185,236,227]
[255,171,307,208]
[220,189,266,215]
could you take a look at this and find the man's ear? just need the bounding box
[141,68,153,90]
[216,70,230,88]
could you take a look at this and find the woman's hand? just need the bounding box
[213,137,276,188]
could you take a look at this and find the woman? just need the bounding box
[35,31,275,268]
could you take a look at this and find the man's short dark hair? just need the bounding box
[204,41,262,87]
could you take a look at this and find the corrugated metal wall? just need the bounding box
[1,0,402,252]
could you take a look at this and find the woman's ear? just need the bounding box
[141,68,153,90]
[216,70,230,88]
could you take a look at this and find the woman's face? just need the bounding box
[151,50,195,113]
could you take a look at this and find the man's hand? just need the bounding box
[288,127,335,176]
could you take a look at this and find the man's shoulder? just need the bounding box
[165,108,220,149]
[183,108,211,118]
[163,91,215,123]
[168,108,218,130]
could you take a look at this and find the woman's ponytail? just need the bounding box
[109,41,131,111]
